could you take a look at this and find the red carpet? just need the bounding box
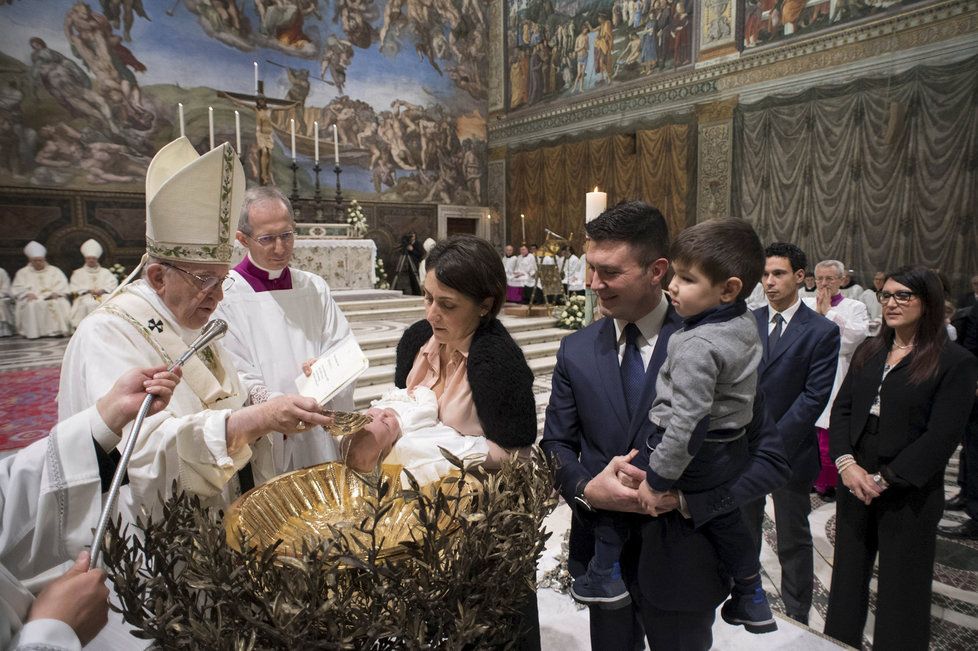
[0,367,60,451]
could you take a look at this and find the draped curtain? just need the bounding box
[507,122,694,252]
[732,55,978,293]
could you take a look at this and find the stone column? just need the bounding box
[487,147,507,246]
[695,97,738,222]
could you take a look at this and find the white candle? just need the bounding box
[178,102,184,138]
[234,110,241,153]
[521,213,526,243]
[332,124,339,165]
[253,61,258,92]
[585,187,607,223]
[314,121,319,163]
[290,119,296,161]
[208,106,214,149]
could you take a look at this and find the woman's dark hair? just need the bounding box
[851,265,947,384]
[425,234,506,321]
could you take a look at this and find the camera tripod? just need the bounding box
[391,250,420,294]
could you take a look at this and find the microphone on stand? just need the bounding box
[88,319,229,569]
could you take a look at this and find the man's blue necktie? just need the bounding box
[621,322,644,419]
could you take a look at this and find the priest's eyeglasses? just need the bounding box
[877,290,916,305]
[161,262,234,293]
[246,231,295,248]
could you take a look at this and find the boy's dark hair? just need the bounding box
[670,218,764,300]
[764,242,808,273]
[584,201,669,268]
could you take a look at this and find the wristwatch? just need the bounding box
[573,482,595,513]
[872,473,889,489]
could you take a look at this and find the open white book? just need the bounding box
[294,337,369,406]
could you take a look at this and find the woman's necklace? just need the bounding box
[892,340,915,350]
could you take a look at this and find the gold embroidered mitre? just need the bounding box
[144,137,245,264]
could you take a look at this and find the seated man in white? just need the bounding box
[12,241,71,339]
[68,238,118,329]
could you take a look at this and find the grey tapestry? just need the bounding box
[732,55,978,294]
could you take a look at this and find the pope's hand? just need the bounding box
[583,449,647,513]
[261,394,335,434]
[97,366,182,435]
[27,550,109,646]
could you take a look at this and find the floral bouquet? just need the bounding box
[346,200,367,237]
[375,257,390,290]
[555,295,586,330]
[108,263,127,283]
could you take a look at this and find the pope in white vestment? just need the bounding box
[68,239,118,329]
[12,242,71,339]
[216,186,356,474]
[0,268,14,337]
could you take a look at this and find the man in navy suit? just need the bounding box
[741,242,840,625]
[541,203,789,650]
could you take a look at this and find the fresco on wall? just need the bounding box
[506,0,694,111]
[0,1,487,205]
[742,0,930,49]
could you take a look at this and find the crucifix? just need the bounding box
[219,81,297,187]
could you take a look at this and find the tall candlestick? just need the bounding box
[332,124,339,164]
[521,213,526,243]
[178,103,184,138]
[253,61,258,92]
[208,106,214,149]
[314,121,319,162]
[234,110,241,153]
[585,186,607,223]
[290,118,296,160]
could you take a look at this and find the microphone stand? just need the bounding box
[89,319,229,569]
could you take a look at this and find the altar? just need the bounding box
[231,238,377,290]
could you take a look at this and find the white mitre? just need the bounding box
[24,241,46,258]
[145,137,245,264]
[80,238,103,259]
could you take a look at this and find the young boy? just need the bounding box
[571,219,776,634]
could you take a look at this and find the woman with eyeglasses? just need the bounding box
[823,266,978,649]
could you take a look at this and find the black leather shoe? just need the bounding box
[945,493,967,511]
[938,520,978,540]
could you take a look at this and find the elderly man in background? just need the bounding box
[0,267,13,337]
[857,270,884,335]
[804,259,869,499]
[12,241,71,339]
[59,137,334,526]
[216,186,357,471]
[68,238,118,329]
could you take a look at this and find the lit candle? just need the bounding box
[585,186,607,223]
[253,61,258,92]
[234,110,241,153]
[290,118,296,161]
[521,213,526,243]
[313,121,319,163]
[178,102,184,138]
[208,106,214,149]
[332,124,339,165]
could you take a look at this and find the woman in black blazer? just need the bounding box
[824,266,978,649]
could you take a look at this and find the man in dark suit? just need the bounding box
[741,243,840,625]
[541,203,789,650]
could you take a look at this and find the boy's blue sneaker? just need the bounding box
[569,560,631,609]
[721,586,778,634]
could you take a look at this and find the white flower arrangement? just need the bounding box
[346,200,367,237]
[374,256,390,290]
[555,295,586,330]
[108,263,127,283]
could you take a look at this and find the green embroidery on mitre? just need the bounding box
[144,137,246,264]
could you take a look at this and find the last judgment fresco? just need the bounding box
[0,0,488,205]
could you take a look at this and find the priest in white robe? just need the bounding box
[68,239,118,329]
[11,242,71,339]
[216,186,356,473]
[58,137,335,526]
[502,244,522,303]
[1,366,179,651]
[565,252,585,295]
[0,268,14,337]
[515,245,537,303]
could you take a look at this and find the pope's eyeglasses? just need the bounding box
[161,262,233,293]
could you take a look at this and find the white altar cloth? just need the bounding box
[231,239,376,290]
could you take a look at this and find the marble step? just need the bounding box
[343,305,427,322]
[363,333,567,366]
[338,296,425,312]
[354,316,565,351]
[331,289,409,302]
[354,355,558,408]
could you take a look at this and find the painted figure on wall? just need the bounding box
[0,0,488,205]
[506,0,695,110]
[742,0,924,49]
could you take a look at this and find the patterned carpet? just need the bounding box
[0,366,61,451]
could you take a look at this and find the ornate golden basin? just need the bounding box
[224,462,479,559]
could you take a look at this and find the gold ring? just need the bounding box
[296,421,306,431]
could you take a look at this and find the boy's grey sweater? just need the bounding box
[646,310,762,490]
